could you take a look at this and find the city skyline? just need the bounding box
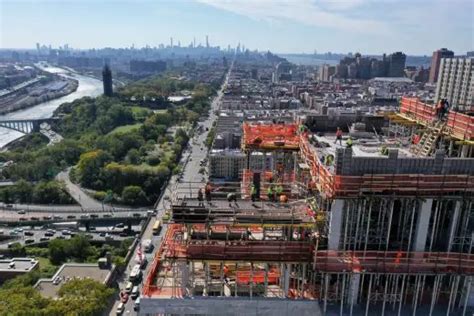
[1,0,473,55]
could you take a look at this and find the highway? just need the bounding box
[110,62,233,315]
[0,208,149,222]
[0,226,133,249]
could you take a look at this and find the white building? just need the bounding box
[435,57,473,111]
[209,150,265,179]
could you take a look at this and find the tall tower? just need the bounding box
[206,35,209,48]
[102,64,113,97]
[170,37,173,48]
[429,48,454,83]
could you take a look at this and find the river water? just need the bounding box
[0,65,103,147]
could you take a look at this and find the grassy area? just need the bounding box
[108,123,143,135]
[36,257,58,278]
[153,109,168,114]
[129,106,152,121]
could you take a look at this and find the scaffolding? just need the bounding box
[142,108,474,315]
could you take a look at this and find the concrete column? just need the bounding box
[284,263,291,297]
[203,262,209,296]
[329,199,345,250]
[234,262,238,297]
[448,201,461,252]
[181,261,189,296]
[264,263,269,296]
[461,145,470,158]
[349,273,361,307]
[413,199,433,252]
[448,140,454,157]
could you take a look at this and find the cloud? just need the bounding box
[196,0,390,34]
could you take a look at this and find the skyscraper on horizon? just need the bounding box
[102,64,113,97]
[387,52,406,77]
[429,48,454,83]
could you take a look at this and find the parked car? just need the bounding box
[39,237,50,242]
[24,231,34,236]
[17,210,26,215]
[67,215,76,219]
[25,239,35,244]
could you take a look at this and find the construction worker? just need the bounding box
[267,185,274,202]
[442,99,450,119]
[412,134,421,145]
[205,182,212,203]
[250,184,257,202]
[436,99,444,120]
[346,136,353,148]
[279,194,288,203]
[227,192,237,207]
[275,184,283,199]
[335,127,343,145]
[197,188,204,207]
[324,154,334,166]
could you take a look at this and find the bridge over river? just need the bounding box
[0,118,60,134]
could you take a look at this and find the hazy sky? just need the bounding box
[1,0,473,55]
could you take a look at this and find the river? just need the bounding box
[0,65,103,147]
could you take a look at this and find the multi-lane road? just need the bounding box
[0,226,132,249]
[110,62,233,315]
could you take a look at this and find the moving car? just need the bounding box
[133,297,140,311]
[116,302,125,315]
[131,286,139,299]
[125,281,133,294]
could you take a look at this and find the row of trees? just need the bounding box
[0,180,74,204]
[0,75,214,206]
[0,274,114,315]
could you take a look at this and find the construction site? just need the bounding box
[141,97,474,316]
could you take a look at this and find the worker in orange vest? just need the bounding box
[335,127,343,145]
[436,100,444,120]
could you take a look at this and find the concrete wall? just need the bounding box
[139,297,321,316]
[305,114,386,133]
[335,148,474,176]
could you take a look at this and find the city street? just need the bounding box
[110,61,233,315]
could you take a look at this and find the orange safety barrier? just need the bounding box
[299,135,335,197]
[314,250,474,275]
[400,97,437,124]
[446,110,474,140]
[242,123,300,150]
[400,97,474,140]
[333,174,474,197]
[236,269,280,285]
[185,240,314,262]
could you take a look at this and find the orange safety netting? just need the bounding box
[400,97,474,141]
[314,250,474,275]
[242,123,300,150]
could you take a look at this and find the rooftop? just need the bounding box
[0,257,38,273]
[35,263,113,298]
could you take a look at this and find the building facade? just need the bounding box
[429,48,454,83]
[435,57,473,110]
[102,64,113,97]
